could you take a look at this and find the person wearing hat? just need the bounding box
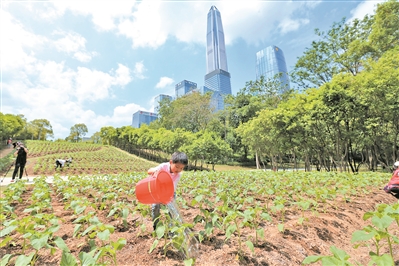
[383,161,399,199]
[10,142,28,182]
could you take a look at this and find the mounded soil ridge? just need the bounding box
[1,182,399,266]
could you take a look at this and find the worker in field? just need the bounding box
[55,158,73,169]
[10,142,28,182]
[147,151,188,231]
[383,161,399,199]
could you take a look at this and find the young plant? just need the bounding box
[302,245,354,265]
[351,203,399,260]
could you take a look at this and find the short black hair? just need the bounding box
[171,151,188,165]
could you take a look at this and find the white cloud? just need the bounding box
[155,77,174,89]
[11,1,322,50]
[75,67,114,102]
[348,1,383,22]
[73,51,95,63]
[112,103,142,124]
[77,103,145,138]
[133,61,147,79]
[113,64,133,86]
[50,1,137,31]
[208,1,318,45]
[1,10,44,70]
[278,18,310,35]
[118,1,168,48]
[2,54,138,138]
[53,31,97,62]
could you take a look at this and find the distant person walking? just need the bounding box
[11,142,28,182]
[7,138,12,148]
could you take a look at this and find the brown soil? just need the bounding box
[1,182,399,266]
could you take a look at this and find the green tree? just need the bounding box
[357,47,399,169]
[157,92,215,132]
[68,123,88,142]
[90,132,102,144]
[0,113,25,141]
[226,75,292,164]
[368,0,399,58]
[181,131,233,170]
[100,126,117,145]
[28,119,53,140]
[291,15,373,89]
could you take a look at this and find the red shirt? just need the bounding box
[387,168,399,186]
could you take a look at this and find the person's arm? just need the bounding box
[148,165,162,176]
[148,167,157,175]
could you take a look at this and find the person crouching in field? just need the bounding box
[55,158,73,169]
[147,151,188,231]
[383,161,399,199]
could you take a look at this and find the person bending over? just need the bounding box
[55,158,73,169]
[147,151,188,231]
[384,161,399,199]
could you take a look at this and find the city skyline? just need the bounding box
[133,5,233,127]
[1,1,385,139]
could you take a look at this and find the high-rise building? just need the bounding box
[204,6,231,111]
[154,94,173,113]
[175,80,198,98]
[256,45,290,93]
[132,110,158,128]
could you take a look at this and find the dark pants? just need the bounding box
[55,160,63,169]
[384,185,399,199]
[390,188,399,199]
[12,163,26,180]
[151,193,176,230]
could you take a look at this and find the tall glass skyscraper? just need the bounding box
[256,45,290,93]
[204,6,231,111]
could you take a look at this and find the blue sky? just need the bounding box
[1,0,384,140]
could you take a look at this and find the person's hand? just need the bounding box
[152,171,159,178]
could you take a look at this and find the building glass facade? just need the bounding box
[256,45,290,93]
[204,6,231,111]
[132,110,158,128]
[175,80,197,98]
[154,94,173,113]
[206,6,228,73]
[204,69,231,95]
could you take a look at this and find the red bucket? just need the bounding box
[135,170,174,204]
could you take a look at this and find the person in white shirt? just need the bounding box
[55,158,73,169]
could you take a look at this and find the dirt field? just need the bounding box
[1,181,399,266]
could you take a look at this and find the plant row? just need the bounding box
[1,171,398,265]
[21,141,157,175]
